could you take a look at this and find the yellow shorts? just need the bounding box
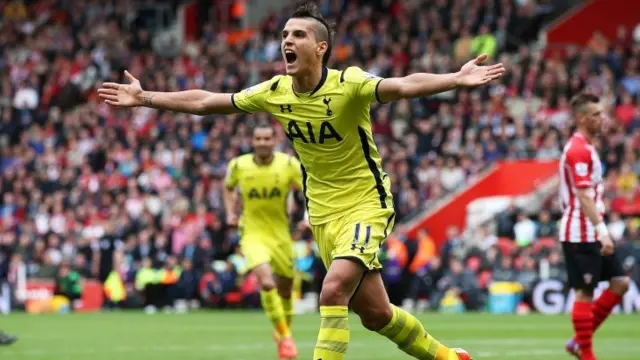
[311,208,396,271]
[240,237,295,279]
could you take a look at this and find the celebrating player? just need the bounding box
[98,3,505,359]
[223,124,303,360]
[559,93,630,360]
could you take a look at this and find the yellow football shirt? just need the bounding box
[232,66,393,225]
[225,152,303,243]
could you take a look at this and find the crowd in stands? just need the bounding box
[0,0,639,312]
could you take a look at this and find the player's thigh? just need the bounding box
[320,257,368,306]
[311,222,335,270]
[349,270,393,331]
[600,246,627,283]
[270,241,295,282]
[241,239,273,273]
[332,208,396,271]
[562,242,602,292]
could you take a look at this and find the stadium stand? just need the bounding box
[0,0,638,314]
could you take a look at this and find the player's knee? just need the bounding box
[611,277,630,295]
[356,305,393,332]
[575,288,594,302]
[319,277,351,306]
[277,285,292,299]
[258,276,277,291]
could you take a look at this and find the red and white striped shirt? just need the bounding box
[559,132,605,243]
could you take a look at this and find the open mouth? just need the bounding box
[284,49,297,64]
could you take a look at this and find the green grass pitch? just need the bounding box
[1,311,638,359]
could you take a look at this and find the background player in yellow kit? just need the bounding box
[223,124,303,360]
[98,3,505,359]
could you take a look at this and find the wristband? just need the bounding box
[596,222,609,237]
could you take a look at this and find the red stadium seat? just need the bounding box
[224,292,243,305]
[535,237,556,252]
[497,238,516,256]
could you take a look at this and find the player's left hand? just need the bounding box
[456,54,506,87]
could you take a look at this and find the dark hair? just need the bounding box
[570,92,599,116]
[253,122,275,136]
[291,2,335,65]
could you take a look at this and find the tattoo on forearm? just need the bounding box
[142,93,154,106]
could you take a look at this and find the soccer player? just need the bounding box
[98,3,505,359]
[559,93,630,360]
[0,330,16,345]
[223,124,303,359]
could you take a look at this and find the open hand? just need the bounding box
[98,70,145,107]
[456,54,506,87]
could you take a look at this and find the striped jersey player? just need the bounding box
[559,131,605,243]
[559,93,630,360]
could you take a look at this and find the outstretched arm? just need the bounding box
[376,54,505,103]
[98,71,238,115]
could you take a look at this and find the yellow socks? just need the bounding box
[281,296,294,326]
[260,288,291,338]
[312,305,350,360]
[378,305,458,360]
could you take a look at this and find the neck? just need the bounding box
[292,66,323,93]
[576,128,593,143]
[254,153,274,165]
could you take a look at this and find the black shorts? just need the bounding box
[562,242,626,290]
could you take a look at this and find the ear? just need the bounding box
[317,41,328,57]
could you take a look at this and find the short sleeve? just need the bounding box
[225,158,239,189]
[288,156,303,190]
[565,147,592,189]
[342,66,384,104]
[231,76,280,113]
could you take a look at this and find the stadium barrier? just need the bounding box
[24,280,103,313]
[532,279,640,315]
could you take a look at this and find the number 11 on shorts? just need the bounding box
[351,223,371,254]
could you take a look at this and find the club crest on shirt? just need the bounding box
[583,273,593,285]
[575,162,589,177]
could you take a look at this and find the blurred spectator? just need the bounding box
[492,255,517,282]
[496,203,517,239]
[608,213,627,243]
[176,259,200,306]
[546,250,567,283]
[440,226,464,269]
[407,256,444,311]
[513,212,536,247]
[432,257,483,311]
[54,261,82,309]
[536,210,557,239]
[516,256,539,306]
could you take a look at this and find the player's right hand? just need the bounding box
[98,70,144,107]
[600,235,614,256]
[226,213,238,227]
